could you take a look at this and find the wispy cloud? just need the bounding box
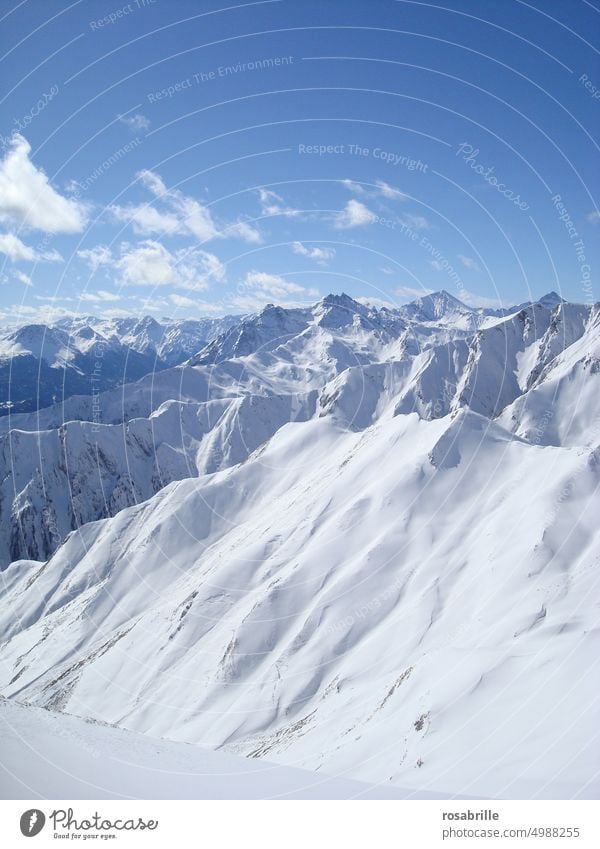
[374,179,407,201]
[80,290,121,302]
[110,203,180,236]
[35,295,74,303]
[110,168,261,244]
[458,254,481,272]
[459,289,504,309]
[169,293,197,309]
[243,270,318,300]
[257,188,301,219]
[14,269,32,286]
[77,245,113,272]
[342,178,407,201]
[402,213,430,230]
[118,112,150,132]
[340,179,368,196]
[227,270,319,311]
[220,219,262,243]
[0,302,83,324]
[395,286,434,301]
[170,296,229,316]
[292,241,335,264]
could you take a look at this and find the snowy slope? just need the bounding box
[1,409,598,798]
[1,699,446,799]
[0,389,317,566]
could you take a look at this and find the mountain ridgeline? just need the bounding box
[0,290,597,568]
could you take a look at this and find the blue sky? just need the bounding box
[0,0,598,322]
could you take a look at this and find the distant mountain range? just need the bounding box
[0,314,241,416]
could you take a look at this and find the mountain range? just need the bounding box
[0,289,598,798]
[0,314,240,416]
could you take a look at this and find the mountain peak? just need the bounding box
[315,292,367,329]
[401,289,472,322]
[421,289,469,306]
[320,292,362,310]
[537,291,566,308]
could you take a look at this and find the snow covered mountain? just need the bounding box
[396,289,479,327]
[0,289,598,798]
[1,292,594,568]
[0,314,239,416]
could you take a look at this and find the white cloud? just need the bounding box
[342,178,407,201]
[380,266,395,275]
[118,112,150,132]
[110,169,261,244]
[138,169,168,197]
[170,294,197,309]
[257,188,300,218]
[334,199,376,229]
[181,249,225,287]
[77,241,226,292]
[224,219,262,243]
[340,179,367,196]
[374,179,407,201]
[0,302,84,324]
[395,286,434,301]
[458,254,481,272]
[429,260,444,271]
[0,135,87,233]
[35,295,74,303]
[0,233,37,261]
[136,295,171,313]
[116,242,181,287]
[77,245,113,272]
[14,270,32,286]
[169,194,219,242]
[258,188,283,215]
[402,213,430,230]
[240,271,319,307]
[110,203,181,236]
[459,289,504,309]
[80,290,121,302]
[587,211,600,224]
[116,240,225,291]
[292,241,335,264]
[0,232,62,262]
[176,297,229,316]
[243,271,311,298]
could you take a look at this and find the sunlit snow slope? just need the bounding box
[1,699,447,799]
